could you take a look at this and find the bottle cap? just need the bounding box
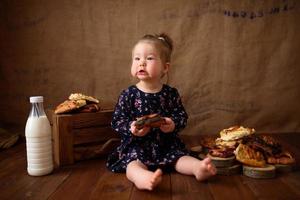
[30,96,44,103]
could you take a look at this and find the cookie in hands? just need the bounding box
[135,114,166,130]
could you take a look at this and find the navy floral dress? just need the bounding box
[106,84,188,172]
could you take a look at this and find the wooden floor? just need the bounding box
[1,133,300,200]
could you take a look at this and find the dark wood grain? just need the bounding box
[171,172,213,200]
[50,110,118,166]
[89,170,132,200]
[208,175,257,200]
[279,171,300,196]
[241,175,298,199]
[130,174,171,200]
[48,160,106,200]
[55,116,74,165]
[70,110,113,128]
[1,133,300,200]
[0,143,71,200]
[73,126,118,145]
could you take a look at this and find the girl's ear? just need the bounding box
[163,62,170,74]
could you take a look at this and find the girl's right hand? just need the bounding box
[130,121,150,137]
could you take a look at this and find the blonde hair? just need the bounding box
[134,33,173,63]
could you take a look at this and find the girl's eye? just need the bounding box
[147,57,154,60]
[134,57,140,61]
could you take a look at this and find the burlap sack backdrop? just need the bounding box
[0,0,299,135]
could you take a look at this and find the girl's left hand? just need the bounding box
[160,117,175,133]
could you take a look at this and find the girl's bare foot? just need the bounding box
[126,161,163,191]
[134,168,163,190]
[194,157,217,181]
[149,169,163,189]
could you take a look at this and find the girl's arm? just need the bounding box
[111,91,133,138]
[169,89,188,133]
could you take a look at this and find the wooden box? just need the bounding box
[47,110,120,167]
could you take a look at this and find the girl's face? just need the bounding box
[131,42,169,83]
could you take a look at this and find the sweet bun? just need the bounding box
[220,126,255,141]
[69,93,99,103]
[135,114,166,130]
[55,93,100,114]
[215,138,239,149]
[267,151,295,165]
[234,143,266,167]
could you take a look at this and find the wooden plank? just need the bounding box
[208,175,257,200]
[2,133,300,200]
[50,109,117,166]
[279,171,300,197]
[73,138,120,161]
[270,133,300,198]
[241,174,299,199]
[73,126,118,145]
[130,173,171,200]
[55,115,74,166]
[49,110,113,128]
[89,170,133,200]
[0,143,27,180]
[0,142,71,200]
[171,172,213,200]
[70,110,113,128]
[46,109,54,125]
[0,139,25,163]
[11,168,71,200]
[48,159,106,200]
[52,113,61,167]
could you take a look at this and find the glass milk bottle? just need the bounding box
[25,96,53,176]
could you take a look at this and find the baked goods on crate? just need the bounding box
[55,93,100,114]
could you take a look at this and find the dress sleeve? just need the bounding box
[169,88,188,133]
[111,90,133,138]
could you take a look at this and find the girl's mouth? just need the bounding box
[137,70,147,75]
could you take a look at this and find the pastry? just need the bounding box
[215,138,240,149]
[55,93,100,114]
[79,103,101,113]
[208,146,236,168]
[199,137,216,153]
[267,151,295,165]
[209,146,235,158]
[220,126,255,141]
[234,143,266,167]
[54,99,86,114]
[242,134,282,156]
[69,93,99,103]
[135,114,166,129]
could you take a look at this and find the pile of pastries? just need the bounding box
[54,93,100,114]
[192,126,296,177]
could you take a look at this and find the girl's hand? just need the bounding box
[130,121,150,137]
[160,117,175,133]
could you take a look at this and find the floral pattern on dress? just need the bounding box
[106,84,188,172]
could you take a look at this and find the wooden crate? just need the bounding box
[47,110,120,167]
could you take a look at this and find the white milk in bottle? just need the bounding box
[25,96,53,176]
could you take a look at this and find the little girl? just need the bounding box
[106,33,216,190]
